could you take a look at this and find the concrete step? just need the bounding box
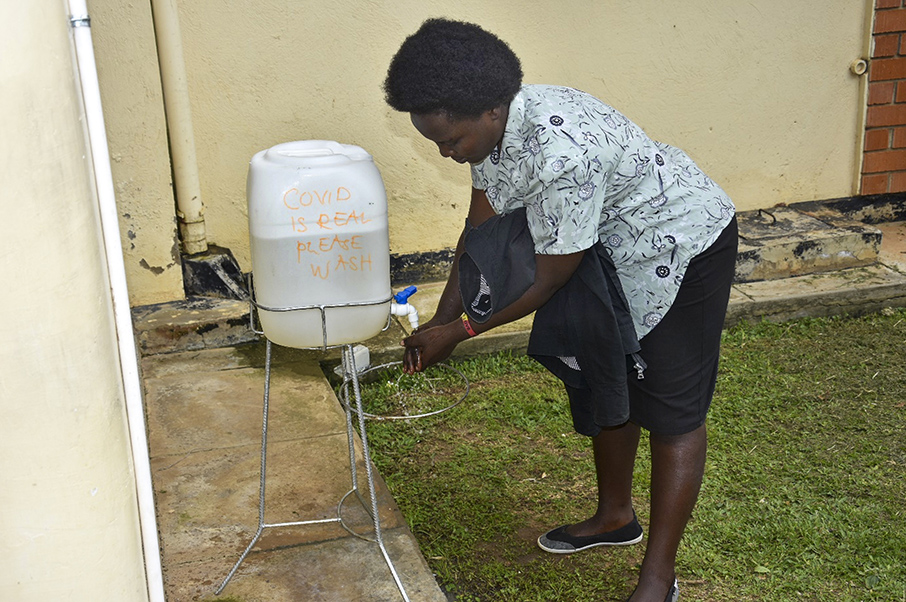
[131,259,906,368]
[132,214,905,358]
[735,205,881,282]
[132,297,258,356]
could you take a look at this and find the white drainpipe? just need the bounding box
[150,0,208,255]
[68,3,166,601]
[851,0,876,196]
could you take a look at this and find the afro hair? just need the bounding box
[383,18,523,119]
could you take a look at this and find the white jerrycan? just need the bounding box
[247,140,391,348]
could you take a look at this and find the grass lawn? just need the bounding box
[358,309,906,601]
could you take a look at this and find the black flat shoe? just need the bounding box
[536,513,643,554]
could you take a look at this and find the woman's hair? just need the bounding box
[383,18,523,120]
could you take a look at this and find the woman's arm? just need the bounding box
[401,189,585,372]
[401,188,495,371]
[465,250,584,333]
[412,187,500,329]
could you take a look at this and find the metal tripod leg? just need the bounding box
[341,344,410,601]
[215,340,409,601]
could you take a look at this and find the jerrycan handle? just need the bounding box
[263,140,359,165]
[274,140,344,157]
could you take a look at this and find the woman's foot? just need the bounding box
[536,512,643,554]
[628,576,678,602]
[563,508,637,538]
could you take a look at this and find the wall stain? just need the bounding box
[140,259,166,275]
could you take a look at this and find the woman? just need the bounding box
[384,18,736,602]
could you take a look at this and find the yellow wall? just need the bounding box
[91,0,184,305]
[92,0,870,305]
[0,2,149,599]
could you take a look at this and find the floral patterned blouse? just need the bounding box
[471,85,735,338]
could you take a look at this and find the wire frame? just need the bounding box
[246,272,392,351]
[339,361,470,421]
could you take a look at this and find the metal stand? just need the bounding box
[216,287,409,601]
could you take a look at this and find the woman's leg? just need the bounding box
[566,421,641,537]
[626,219,737,600]
[629,423,707,601]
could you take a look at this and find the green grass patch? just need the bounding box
[354,310,906,601]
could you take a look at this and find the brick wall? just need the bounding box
[862,0,906,194]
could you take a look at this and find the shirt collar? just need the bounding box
[499,86,527,158]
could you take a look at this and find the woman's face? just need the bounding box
[410,107,507,165]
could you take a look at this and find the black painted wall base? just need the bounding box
[181,244,248,300]
[386,192,906,287]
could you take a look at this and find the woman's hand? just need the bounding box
[401,320,468,374]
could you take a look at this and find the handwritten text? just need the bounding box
[281,185,375,280]
[283,186,351,209]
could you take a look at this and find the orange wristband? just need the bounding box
[461,314,477,337]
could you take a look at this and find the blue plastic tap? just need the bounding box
[393,285,418,304]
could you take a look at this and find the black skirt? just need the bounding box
[565,216,738,436]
